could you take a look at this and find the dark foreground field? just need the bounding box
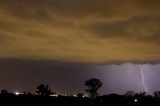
[1,93,160,106]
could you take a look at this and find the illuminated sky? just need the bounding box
[0,0,160,63]
[0,60,160,95]
[0,0,160,94]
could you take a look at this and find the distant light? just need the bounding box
[51,94,58,97]
[82,95,85,98]
[15,91,20,95]
[73,94,77,97]
[84,95,89,98]
[134,98,138,103]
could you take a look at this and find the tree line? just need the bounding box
[0,78,102,98]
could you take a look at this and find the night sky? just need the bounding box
[0,0,160,95]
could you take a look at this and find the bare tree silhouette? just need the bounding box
[85,78,102,99]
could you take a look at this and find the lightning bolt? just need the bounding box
[140,65,148,92]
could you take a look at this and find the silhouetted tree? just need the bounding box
[23,91,33,96]
[36,84,54,96]
[154,91,160,98]
[0,89,8,95]
[125,91,135,97]
[77,93,84,97]
[85,78,102,99]
[139,92,146,97]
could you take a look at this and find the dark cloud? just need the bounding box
[88,14,160,43]
[1,0,160,19]
[0,0,160,63]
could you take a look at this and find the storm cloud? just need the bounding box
[0,0,160,63]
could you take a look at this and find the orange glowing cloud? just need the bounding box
[0,0,160,63]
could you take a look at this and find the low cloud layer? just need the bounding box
[0,0,160,63]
